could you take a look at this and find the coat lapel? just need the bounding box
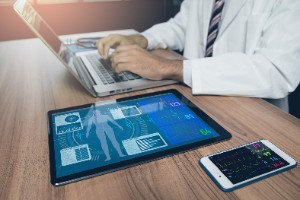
[218,0,247,38]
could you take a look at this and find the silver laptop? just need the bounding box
[13,0,176,97]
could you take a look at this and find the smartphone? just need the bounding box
[199,139,297,192]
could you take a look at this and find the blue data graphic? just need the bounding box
[138,95,219,145]
[51,93,220,178]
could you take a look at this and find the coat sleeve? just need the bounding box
[189,1,300,99]
[141,0,191,51]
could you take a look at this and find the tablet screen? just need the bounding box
[208,141,290,184]
[48,89,231,185]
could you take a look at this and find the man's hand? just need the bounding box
[111,45,183,82]
[97,34,148,59]
[97,33,183,82]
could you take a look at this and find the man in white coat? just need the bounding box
[97,0,300,111]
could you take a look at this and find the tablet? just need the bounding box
[48,89,232,186]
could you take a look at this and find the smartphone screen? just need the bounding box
[208,141,290,184]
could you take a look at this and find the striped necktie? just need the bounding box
[205,0,225,57]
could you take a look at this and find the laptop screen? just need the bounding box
[13,0,94,94]
[14,0,66,58]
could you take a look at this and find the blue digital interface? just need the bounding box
[51,93,220,178]
[209,141,289,184]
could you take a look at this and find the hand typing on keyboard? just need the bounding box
[86,54,142,85]
[111,44,183,81]
[97,34,183,82]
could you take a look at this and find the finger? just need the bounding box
[103,44,113,59]
[111,52,132,70]
[97,39,105,58]
[114,63,131,74]
[103,38,122,59]
[112,50,133,63]
[97,35,117,59]
[97,35,113,57]
[111,54,132,71]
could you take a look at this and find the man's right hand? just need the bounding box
[97,34,148,59]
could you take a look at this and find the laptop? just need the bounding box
[13,0,177,97]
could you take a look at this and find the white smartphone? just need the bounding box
[199,139,297,192]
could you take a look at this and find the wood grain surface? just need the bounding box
[0,38,299,200]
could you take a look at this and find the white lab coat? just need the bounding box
[142,0,300,110]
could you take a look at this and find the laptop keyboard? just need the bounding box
[86,54,141,85]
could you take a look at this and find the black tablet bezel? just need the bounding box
[47,89,232,186]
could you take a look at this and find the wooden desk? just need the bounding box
[0,36,299,200]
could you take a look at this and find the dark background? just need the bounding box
[289,85,300,118]
[0,0,298,118]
